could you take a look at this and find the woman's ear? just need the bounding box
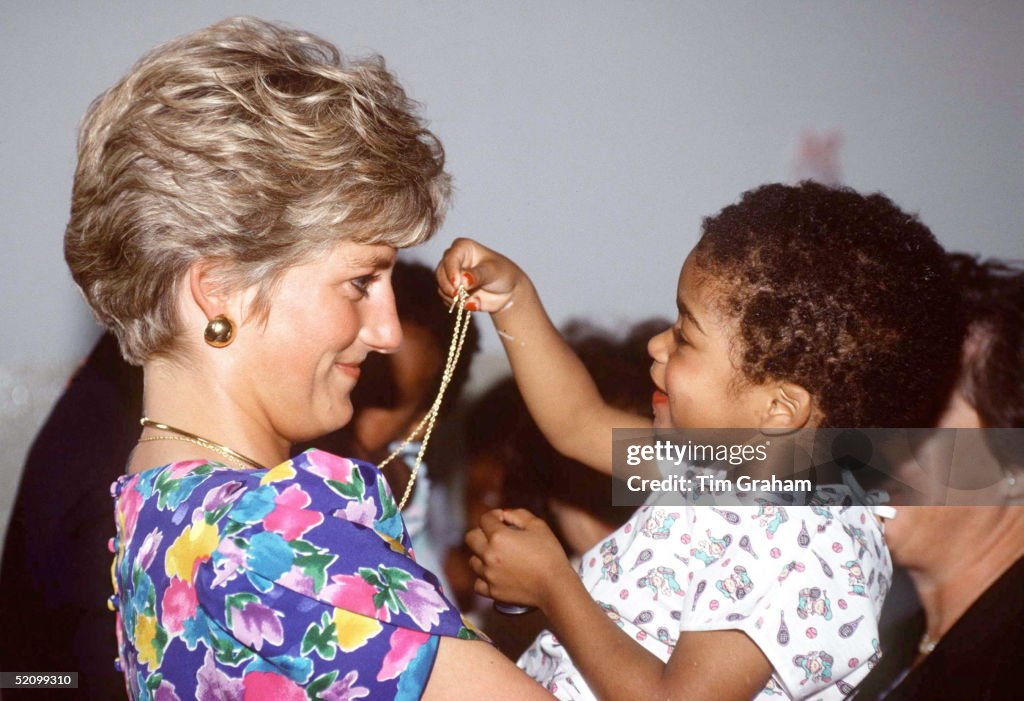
[188,260,233,321]
[760,382,813,433]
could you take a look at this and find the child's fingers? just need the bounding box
[468,555,485,577]
[501,508,535,530]
[436,239,478,294]
[434,259,459,298]
[464,527,487,555]
[473,577,491,598]
[461,259,503,293]
[479,509,506,537]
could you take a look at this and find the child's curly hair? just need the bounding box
[694,181,963,428]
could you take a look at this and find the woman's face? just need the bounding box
[648,253,770,429]
[233,240,402,444]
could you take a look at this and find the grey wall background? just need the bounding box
[1,1,1022,541]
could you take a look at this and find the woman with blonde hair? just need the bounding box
[66,17,550,700]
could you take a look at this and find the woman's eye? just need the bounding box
[350,274,379,298]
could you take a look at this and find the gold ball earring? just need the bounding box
[204,315,235,348]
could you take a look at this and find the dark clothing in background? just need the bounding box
[0,334,141,699]
[852,555,1024,700]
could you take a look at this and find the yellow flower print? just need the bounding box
[261,460,297,486]
[165,520,219,581]
[333,608,382,652]
[135,613,160,667]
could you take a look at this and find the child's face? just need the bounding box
[648,253,772,429]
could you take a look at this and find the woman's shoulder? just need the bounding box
[113,449,405,545]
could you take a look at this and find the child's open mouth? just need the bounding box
[652,389,669,406]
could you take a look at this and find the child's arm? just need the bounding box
[467,509,774,701]
[437,238,650,475]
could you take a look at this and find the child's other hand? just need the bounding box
[435,238,526,314]
[464,508,575,610]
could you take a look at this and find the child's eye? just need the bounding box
[673,325,689,347]
[350,274,380,299]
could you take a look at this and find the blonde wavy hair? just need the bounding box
[65,16,450,365]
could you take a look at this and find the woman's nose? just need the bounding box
[362,295,403,354]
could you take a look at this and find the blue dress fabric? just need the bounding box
[110,449,483,701]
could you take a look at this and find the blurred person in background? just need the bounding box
[853,254,1024,700]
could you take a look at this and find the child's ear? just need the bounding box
[760,382,812,433]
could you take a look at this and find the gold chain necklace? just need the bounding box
[381,286,472,510]
[137,418,264,471]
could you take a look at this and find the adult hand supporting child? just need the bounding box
[465,508,576,609]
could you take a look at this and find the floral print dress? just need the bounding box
[109,449,482,701]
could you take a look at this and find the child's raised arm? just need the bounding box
[436,238,649,475]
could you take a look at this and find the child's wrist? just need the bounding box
[492,272,534,319]
[536,558,579,613]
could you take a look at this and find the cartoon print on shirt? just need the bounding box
[599,539,621,582]
[715,565,754,602]
[793,650,834,685]
[843,523,869,559]
[637,566,684,600]
[778,560,806,582]
[841,561,868,597]
[598,601,624,628]
[691,530,732,565]
[520,499,890,701]
[796,587,833,620]
[753,502,788,538]
[640,510,679,539]
[810,506,834,532]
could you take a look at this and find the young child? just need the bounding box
[438,182,963,700]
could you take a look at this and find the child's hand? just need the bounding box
[435,238,527,314]
[464,508,576,610]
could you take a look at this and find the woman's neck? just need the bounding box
[132,356,290,472]
[908,509,1024,646]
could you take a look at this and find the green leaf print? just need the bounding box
[300,612,337,660]
[326,465,365,500]
[306,670,339,698]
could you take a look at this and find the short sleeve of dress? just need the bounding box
[678,504,890,699]
[113,450,481,701]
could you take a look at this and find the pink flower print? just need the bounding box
[197,649,244,701]
[321,670,370,701]
[378,628,430,681]
[161,577,198,635]
[211,538,245,588]
[306,451,355,483]
[230,601,284,651]
[338,499,377,528]
[118,483,143,544]
[263,484,323,541]
[137,529,163,571]
[322,574,385,619]
[278,564,316,597]
[167,459,208,480]
[397,578,450,629]
[241,671,306,701]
